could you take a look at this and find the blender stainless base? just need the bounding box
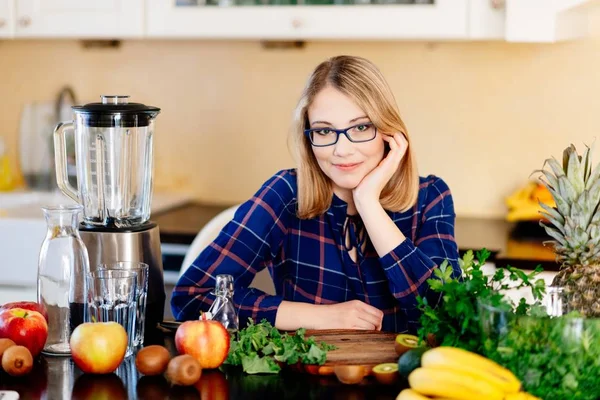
[79,222,166,345]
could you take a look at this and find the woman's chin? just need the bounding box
[332,178,362,191]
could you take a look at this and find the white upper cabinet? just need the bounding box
[469,0,600,43]
[0,0,14,38]
[0,0,596,42]
[145,0,599,42]
[146,0,469,40]
[505,0,598,43]
[13,0,144,38]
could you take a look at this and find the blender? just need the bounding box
[53,95,166,343]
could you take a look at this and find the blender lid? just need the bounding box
[72,95,161,127]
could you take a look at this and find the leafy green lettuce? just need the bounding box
[224,319,337,374]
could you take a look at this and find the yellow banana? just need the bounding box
[421,347,521,393]
[505,182,537,209]
[395,389,430,400]
[506,202,544,222]
[408,367,506,400]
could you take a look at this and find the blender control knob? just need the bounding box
[18,16,31,27]
[291,18,303,29]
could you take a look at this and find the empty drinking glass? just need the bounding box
[86,270,137,357]
[97,262,149,349]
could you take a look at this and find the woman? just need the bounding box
[172,55,460,334]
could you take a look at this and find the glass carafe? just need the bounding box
[38,205,90,355]
[53,95,161,228]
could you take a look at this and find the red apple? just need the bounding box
[0,308,48,357]
[175,320,230,369]
[70,322,127,374]
[0,301,48,322]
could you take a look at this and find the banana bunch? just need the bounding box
[505,181,556,222]
[396,347,540,400]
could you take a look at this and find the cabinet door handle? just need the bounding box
[19,16,31,27]
[0,19,5,28]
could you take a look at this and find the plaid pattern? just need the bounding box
[171,169,460,334]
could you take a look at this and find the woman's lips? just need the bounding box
[333,162,362,171]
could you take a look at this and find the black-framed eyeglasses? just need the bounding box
[304,122,377,147]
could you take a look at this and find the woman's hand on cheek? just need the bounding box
[352,133,407,209]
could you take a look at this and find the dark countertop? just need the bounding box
[0,328,405,400]
[154,202,559,271]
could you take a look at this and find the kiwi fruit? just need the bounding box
[1,345,33,377]
[333,365,365,385]
[372,363,399,385]
[165,355,202,386]
[136,345,171,376]
[0,338,16,362]
[394,333,419,356]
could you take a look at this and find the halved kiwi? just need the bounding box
[394,334,419,356]
[372,363,399,385]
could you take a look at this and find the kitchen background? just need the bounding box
[1,8,599,218]
[1,2,599,318]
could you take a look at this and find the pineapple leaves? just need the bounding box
[547,186,570,218]
[558,175,578,204]
[539,201,565,227]
[546,157,566,180]
[543,225,569,247]
[582,142,594,183]
[538,169,558,190]
[565,145,585,194]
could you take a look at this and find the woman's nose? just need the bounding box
[332,133,355,157]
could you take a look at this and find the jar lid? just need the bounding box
[72,95,161,128]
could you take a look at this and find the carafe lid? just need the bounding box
[72,95,161,127]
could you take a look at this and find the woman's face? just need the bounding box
[307,85,385,199]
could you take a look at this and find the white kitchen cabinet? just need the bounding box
[504,0,599,43]
[146,0,469,40]
[13,0,144,39]
[0,0,14,38]
[469,0,600,42]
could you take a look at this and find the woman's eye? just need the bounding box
[316,129,333,135]
[356,124,369,131]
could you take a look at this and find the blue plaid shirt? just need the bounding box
[171,169,460,334]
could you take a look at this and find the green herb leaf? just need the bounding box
[225,318,337,374]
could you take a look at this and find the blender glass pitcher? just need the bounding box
[54,95,161,228]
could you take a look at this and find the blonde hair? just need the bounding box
[289,55,419,219]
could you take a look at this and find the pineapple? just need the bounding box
[537,143,600,317]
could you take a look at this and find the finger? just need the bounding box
[357,310,381,328]
[360,302,385,320]
[352,319,377,330]
[394,133,408,154]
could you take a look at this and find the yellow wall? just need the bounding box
[2,13,599,218]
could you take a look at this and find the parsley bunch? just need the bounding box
[225,319,337,374]
[416,249,546,355]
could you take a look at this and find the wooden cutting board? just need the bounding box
[298,329,398,375]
